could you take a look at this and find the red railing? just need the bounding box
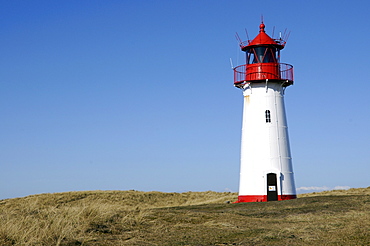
[234,63,294,86]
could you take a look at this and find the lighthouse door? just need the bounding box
[267,173,278,201]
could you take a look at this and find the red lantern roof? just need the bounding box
[241,23,285,51]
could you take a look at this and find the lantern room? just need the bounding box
[234,23,294,88]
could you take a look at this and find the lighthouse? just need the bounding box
[234,22,296,202]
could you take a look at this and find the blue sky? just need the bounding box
[1,0,370,199]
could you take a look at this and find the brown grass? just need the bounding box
[0,188,369,245]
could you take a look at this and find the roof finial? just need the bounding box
[260,15,265,33]
[259,23,265,33]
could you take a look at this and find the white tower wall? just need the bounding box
[238,81,296,201]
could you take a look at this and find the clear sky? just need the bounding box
[1,0,370,199]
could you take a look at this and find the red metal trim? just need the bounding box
[233,63,293,86]
[234,194,297,203]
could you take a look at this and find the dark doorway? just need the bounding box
[267,173,278,201]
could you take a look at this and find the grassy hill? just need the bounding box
[0,188,369,245]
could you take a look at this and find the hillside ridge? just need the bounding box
[1,187,369,245]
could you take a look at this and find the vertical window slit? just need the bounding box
[265,110,271,123]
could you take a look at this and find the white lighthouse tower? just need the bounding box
[234,22,296,202]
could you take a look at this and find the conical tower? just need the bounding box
[234,22,296,202]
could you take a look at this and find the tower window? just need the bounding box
[265,110,271,123]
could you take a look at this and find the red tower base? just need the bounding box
[234,195,297,203]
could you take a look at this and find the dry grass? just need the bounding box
[298,187,370,197]
[0,188,369,245]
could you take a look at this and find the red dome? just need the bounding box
[241,23,285,50]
